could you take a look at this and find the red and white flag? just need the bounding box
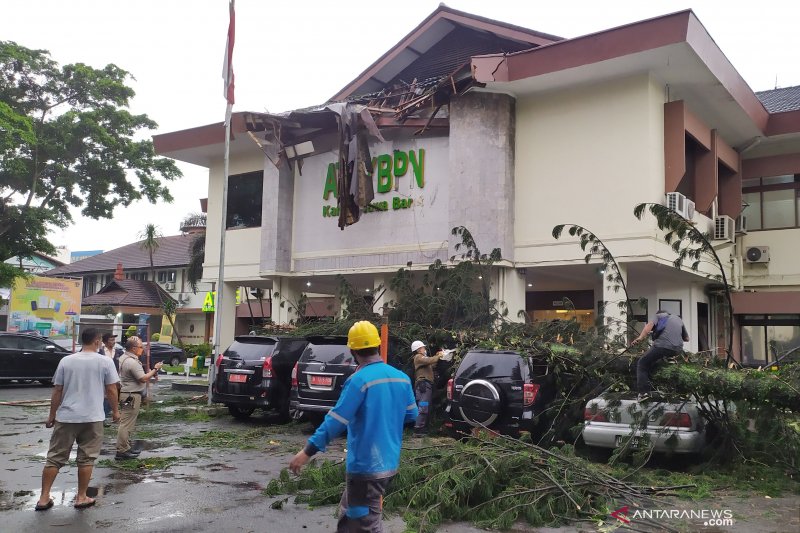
[222,0,235,106]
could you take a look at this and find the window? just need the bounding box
[742,174,800,230]
[658,299,682,317]
[127,272,149,281]
[740,315,800,365]
[0,336,18,349]
[226,171,263,229]
[19,337,50,350]
[158,270,177,283]
[83,276,97,297]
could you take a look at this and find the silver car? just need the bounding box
[582,396,712,454]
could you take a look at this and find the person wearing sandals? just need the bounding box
[36,328,120,511]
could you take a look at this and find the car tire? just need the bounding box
[38,379,53,387]
[227,405,255,419]
[458,379,503,428]
[170,357,181,367]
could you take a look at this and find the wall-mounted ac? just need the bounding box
[745,246,770,263]
[165,281,176,292]
[665,192,687,218]
[735,215,747,234]
[685,199,696,219]
[713,215,735,242]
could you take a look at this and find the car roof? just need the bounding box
[305,335,348,345]
[233,335,280,343]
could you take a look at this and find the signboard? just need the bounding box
[159,315,175,344]
[202,289,242,313]
[7,275,82,338]
[293,137,450,257]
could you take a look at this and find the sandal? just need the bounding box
[35,499,54,511]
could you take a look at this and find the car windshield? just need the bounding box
[225,340,276,361]
[301,344,354,365]
[456,352,524,380]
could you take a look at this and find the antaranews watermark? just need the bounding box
[604,506,735,530]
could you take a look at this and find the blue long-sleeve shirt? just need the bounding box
[304,358,418,478]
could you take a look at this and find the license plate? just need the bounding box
[228,374,247,383]
[616,435,640,448]
[310,375,333,386]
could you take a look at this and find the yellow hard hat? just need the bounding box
[347,321,381,350]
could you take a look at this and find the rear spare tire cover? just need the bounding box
[459,379,502,427]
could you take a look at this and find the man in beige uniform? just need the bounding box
[115,336,162,459]
[412,340,442,436]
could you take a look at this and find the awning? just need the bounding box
[731,291,800,315]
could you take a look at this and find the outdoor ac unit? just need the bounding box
[745,246,770,263]
[685,199,696,219]
[165,281,176,292]
[713,215,735,242]
[665,192,687,217]
[735,215,747,234]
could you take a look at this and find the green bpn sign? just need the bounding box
[321,148,425,218]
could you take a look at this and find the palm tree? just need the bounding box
[138,223,163,282]
[187,232,205,294]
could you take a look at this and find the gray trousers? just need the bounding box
[414,379,433,431]
[337,476,391,533]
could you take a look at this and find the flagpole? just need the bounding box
[209,0,235,405]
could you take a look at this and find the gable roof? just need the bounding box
[44,234,194,276]
[756,85,800,113]
[82,279,175,308]
[331,4,561,101]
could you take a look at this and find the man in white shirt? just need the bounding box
[35,328,120,511]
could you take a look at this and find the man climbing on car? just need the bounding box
[630,309,689,400]
[289,321,417,532]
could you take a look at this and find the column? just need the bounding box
[270,277,302,325]
[217,281,238,352]
[602,263,628,343]
[372,274,397,316]
[490,267,527,323]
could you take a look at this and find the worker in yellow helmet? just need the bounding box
[290,321,417,532]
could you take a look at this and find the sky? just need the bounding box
[3,0,799,256]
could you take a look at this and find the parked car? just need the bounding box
[145,342,187,367]
[582,396,715,454]
[289,335,355,419]
[444,349,555,439]
[212,336,310,420]
[0,333,70,385]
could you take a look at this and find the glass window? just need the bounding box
[742,325,767,365]
[226,171,263,229]
[762,189,795,228]
[0,336,18,349]
[767,325,800,362]
[742,192,761,230]
[742,178,761,188]
[19,337,49,350]
[762,174,794,186]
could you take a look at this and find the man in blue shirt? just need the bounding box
[289,321,417,532]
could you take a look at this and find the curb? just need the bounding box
[171,382,209,392]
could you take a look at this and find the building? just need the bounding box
[44,234,212,344]
[70,249,103,263]
[153,6,800,365]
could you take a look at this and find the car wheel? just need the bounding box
[39,379,53,387]
[458,379,503,428]
[170,357,181,367]
[227,405,255,419]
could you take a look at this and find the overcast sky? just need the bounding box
[3,0,799,256]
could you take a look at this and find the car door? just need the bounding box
[18,336,61,379]
[0,335,21,378]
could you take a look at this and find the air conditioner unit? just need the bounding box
[165,281,176,292]
[685,199,696,219]
[745,246,770,263]
[713,215,735,242]
[735,215,747,234]
[665,192,687,217]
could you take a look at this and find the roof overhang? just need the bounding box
[472,10,799,148]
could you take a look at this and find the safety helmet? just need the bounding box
[411,340,426,352]
[347,321,381,350]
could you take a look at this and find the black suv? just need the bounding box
[212,336,309,419]
[445,350,554,438]
[289,336,354,419]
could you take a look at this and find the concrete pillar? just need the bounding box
[260,157,294,274]
[490,267,527,323]
[602,263,628,343]
[372,274,397,316]
[448,92,515,262]
[271,277,301,325]
[217,281,238,351]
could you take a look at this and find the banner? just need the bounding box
[159,315,175,344]
[7,275,82,338]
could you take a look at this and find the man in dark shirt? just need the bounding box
[630,310,689,399]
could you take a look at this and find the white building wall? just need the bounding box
[741,228,800,290]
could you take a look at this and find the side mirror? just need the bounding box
[45,345,57,351]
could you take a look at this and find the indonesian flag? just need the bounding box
[222,0,235,106]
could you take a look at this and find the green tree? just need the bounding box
[138,223,163,281]
[0,41,181,287]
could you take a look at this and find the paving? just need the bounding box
[1,378,796,533]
